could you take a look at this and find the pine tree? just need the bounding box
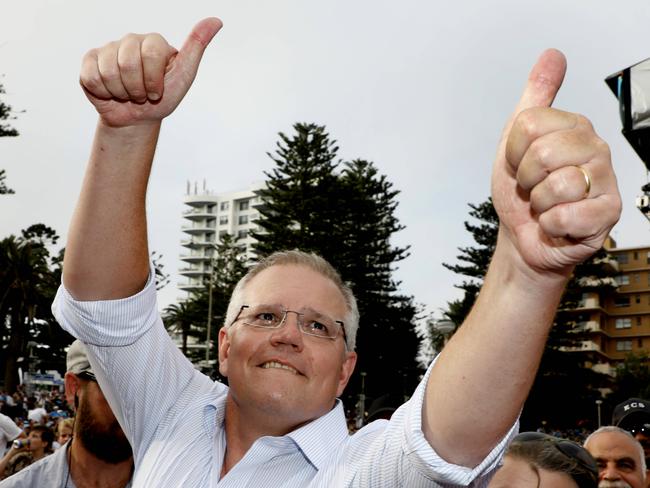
[253,123,419,406]
[0,80,19,194]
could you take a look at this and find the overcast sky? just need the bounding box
[2,0,650,316]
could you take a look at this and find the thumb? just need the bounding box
[513,48,567,114]
[175,17,223,80]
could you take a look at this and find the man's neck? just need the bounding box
[69,440,133,488]
[220,395,311,479]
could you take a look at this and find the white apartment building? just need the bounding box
[179,181,264,294]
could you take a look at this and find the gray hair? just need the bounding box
[584,426,647,475]
[224,250,359,351]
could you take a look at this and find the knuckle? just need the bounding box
[516,109,540,140]
[117,58,141,75]
[529,139,553,168]
[79,73,103,93]
[575,113,593,130]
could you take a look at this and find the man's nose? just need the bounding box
[269,311,304,349]
[600,462,621,480]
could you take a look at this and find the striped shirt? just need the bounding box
[52,271,516,487]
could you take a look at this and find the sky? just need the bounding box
[2,0,650,316]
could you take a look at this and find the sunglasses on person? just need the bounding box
[514,432,599,488]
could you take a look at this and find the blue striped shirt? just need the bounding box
[52,271,516,487]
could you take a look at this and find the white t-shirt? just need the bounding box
[0,413,22,457]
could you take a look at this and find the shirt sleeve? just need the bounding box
[349,358,517,487]
[0,415,21,442]
[51,267,216,461]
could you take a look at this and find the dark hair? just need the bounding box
[507,432,598,488]
[30,425,55,452]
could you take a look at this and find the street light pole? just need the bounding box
[206,276,213,363]
[596,399,603,428]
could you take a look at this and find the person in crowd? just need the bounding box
[613,398,650,468]
[0,340,133,487]
[584,426,649,488]
[0,425,53,479]
[0,414,22,459]
[26,397,48,427]
[489,432,598,488]
[56,418,75,448]
[52,17,621,487]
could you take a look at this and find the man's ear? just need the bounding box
[336,351,357,398]
[64,372,81,411]
[218,327,230,377]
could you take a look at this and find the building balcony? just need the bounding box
[180,238,215,248]
[561,340,601,353]
[180,254,211,263]
[181,225,216,236]
[179,267,209,278]
[578,320,603,333]
[184,194,217,206]
[592,362,617,377]
[182,209,216,222]
[577,297,600,309]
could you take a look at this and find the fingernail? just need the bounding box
[148,92,160,101]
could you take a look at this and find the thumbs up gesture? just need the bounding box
[79,18,222,127]
[492,49,621,277]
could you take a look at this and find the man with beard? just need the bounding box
[0,340,133,488]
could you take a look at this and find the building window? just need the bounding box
[220,202,229,211]
[615,253,629,264]
[636,295,641,304]
[237,229,248,240]
[219,216,228,225]
[634,251,639,260]
[614,296,631,308]
[616,340,633,352]
[218,230,228,237]
[637,317,642,326]
[616,275,630,286]
[634,273,640,283]
[647,251,650,264]
[239,200,249,211]
[639,338,644,348]
[238,215,248,225]
[615,318,632,329]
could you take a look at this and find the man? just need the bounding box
[0,414,22,458]
[52,17,621,487]
[0,340,133,488]
[584,426,648,488]
[613,398,650,467]
[488,432,598,488]
[0,425,53,479]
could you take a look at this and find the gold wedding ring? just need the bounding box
[575,166,591,199]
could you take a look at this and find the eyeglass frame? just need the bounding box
[231,304,348,346]
[513,432,599,488]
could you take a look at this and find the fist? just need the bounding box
[79,18,222,127]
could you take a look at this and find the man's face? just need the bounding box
[27,430,47,452]
[585,431,646,488]
[488,455,578,488]
[218,264,357,429]
[76,380,132,464]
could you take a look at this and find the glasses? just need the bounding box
[514,432,598,488]
[233,304,346,343]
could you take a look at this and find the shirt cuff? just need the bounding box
[401,358,518,485]
[51,266,159,347]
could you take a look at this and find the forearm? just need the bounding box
[62,121,161,300]
[423,230,569,467]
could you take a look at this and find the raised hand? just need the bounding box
[79,18,222,127]
[492,49,621,276]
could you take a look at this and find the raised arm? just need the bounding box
[63,18,222,300]
[423,50,621,467]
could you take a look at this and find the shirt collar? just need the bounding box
[287,399,349,471]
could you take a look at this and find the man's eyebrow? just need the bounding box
[615,456,636,467]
